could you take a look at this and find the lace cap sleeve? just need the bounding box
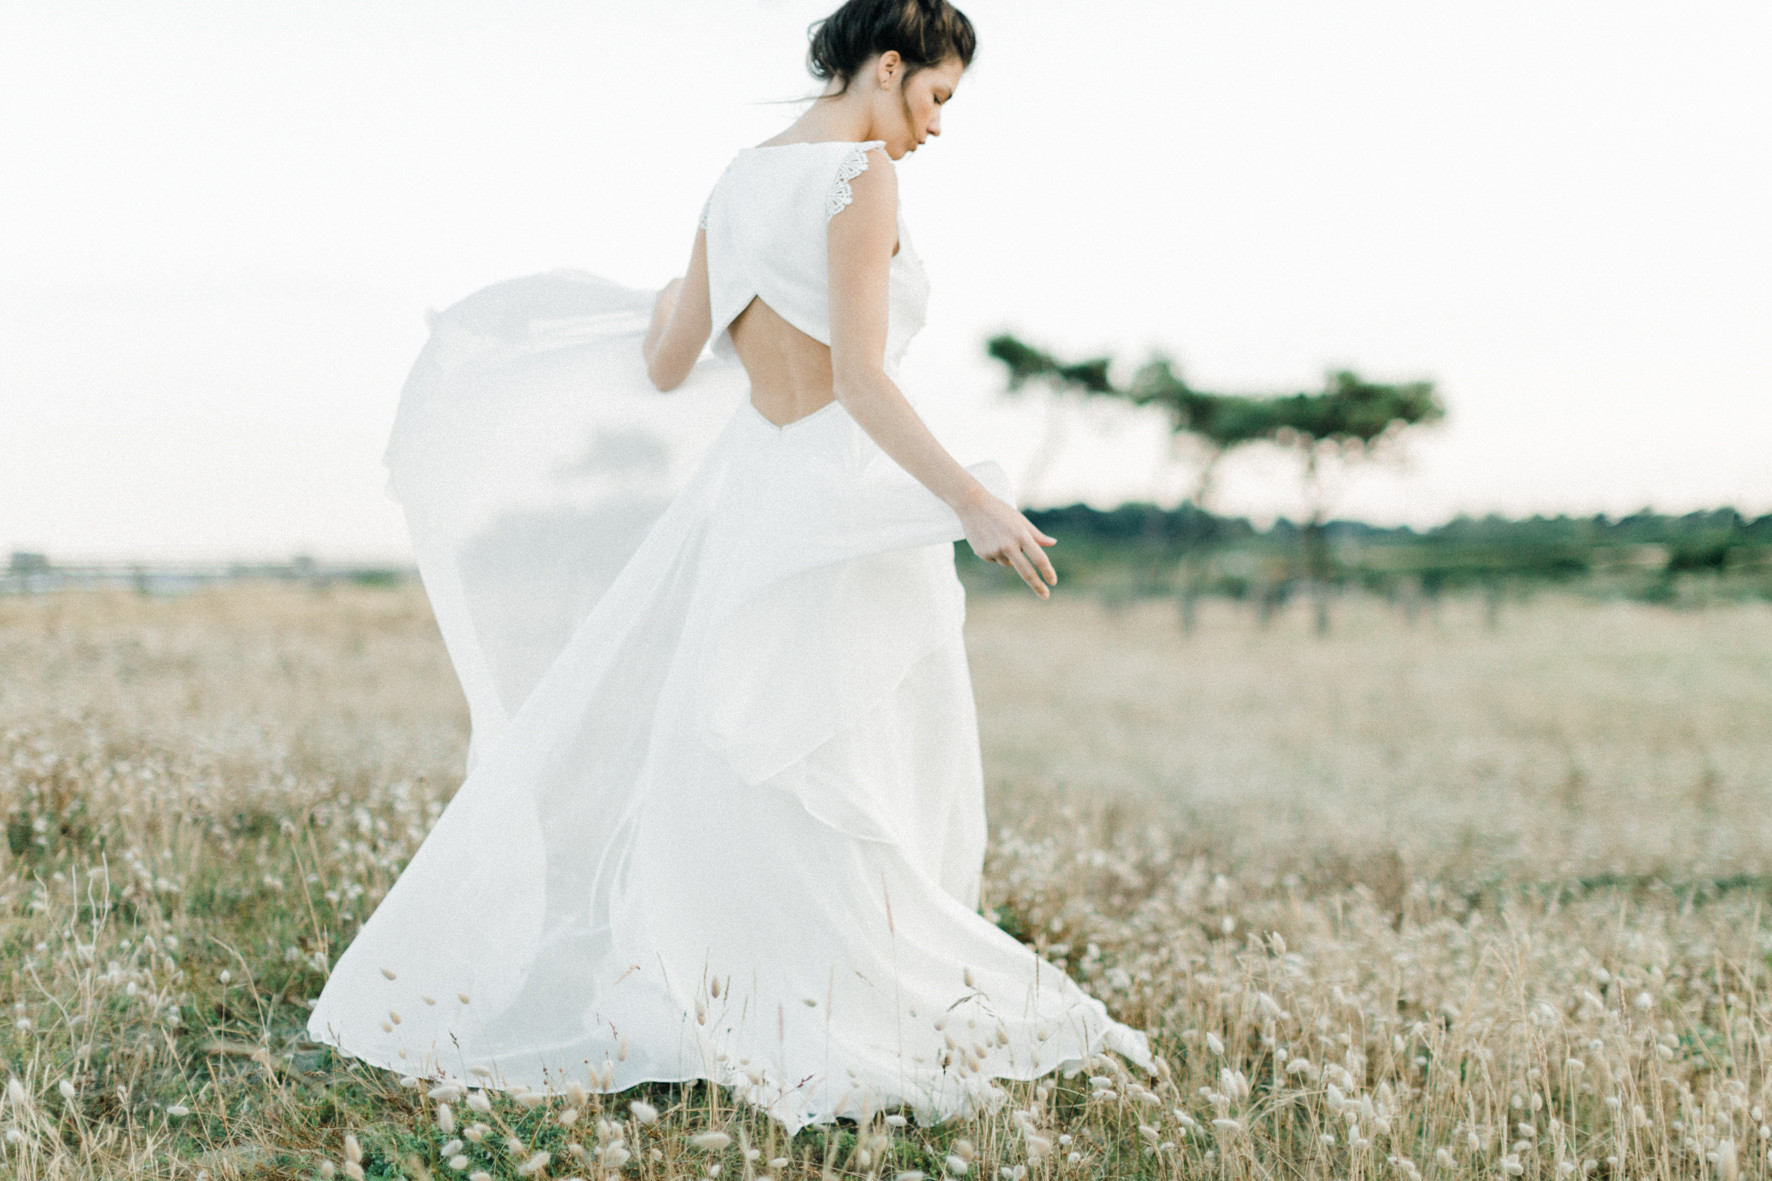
[826,140,889,221]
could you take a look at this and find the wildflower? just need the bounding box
[380,967,397,980]
[1717,1140,1739,1181]
[514,1151,551,1176]
[692,1131,733,1151]
[467,1090,492,1114]
[946,1155,969,1175]
[437,1103,455,1133]
[1205,1032,1225,1055]
[630,1100,659,1124]
[58,1079,76,1102]
[167,1104,191,1117]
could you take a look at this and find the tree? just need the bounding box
[982,336,1116,507]
[987,334,1445,632]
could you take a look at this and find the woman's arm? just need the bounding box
[828,149,1057,598]
[642,227,714,392]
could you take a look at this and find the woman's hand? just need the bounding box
[957,490,1058,599]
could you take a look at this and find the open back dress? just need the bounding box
[306,138,1152,1132]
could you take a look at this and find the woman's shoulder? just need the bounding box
[829,142,895,221]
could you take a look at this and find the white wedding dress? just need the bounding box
[306,139,1152,1132]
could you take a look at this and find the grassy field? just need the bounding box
[1,583,1769,1179]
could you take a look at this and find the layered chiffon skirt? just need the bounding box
[304,272,1152,1132]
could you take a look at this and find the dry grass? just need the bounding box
[1,583,1769,1180]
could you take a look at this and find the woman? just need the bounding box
[308,0,1152,1133]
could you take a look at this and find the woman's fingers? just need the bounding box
[1025,535,1058,586]
[1002,545,1048,598]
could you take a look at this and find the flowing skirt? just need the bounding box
[305,271,1152,1132]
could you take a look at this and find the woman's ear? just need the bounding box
[876,50,902,88]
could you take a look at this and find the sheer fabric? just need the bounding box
[307,140,1152,1132]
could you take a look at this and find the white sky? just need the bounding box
[3,1,1769,560]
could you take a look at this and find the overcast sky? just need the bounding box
[3,1,1769,560]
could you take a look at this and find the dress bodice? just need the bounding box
[699,140,931,374]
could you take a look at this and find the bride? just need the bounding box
[307,0,1153,1133]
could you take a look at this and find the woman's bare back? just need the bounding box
[728,297,838,428]
[728,231,897,430]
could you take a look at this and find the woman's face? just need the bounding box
[876,52,964,159]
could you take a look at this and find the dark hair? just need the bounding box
[807,0,977,96]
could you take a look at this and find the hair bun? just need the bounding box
[806,0,977,94]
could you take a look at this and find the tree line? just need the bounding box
[982,334,1770,625]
